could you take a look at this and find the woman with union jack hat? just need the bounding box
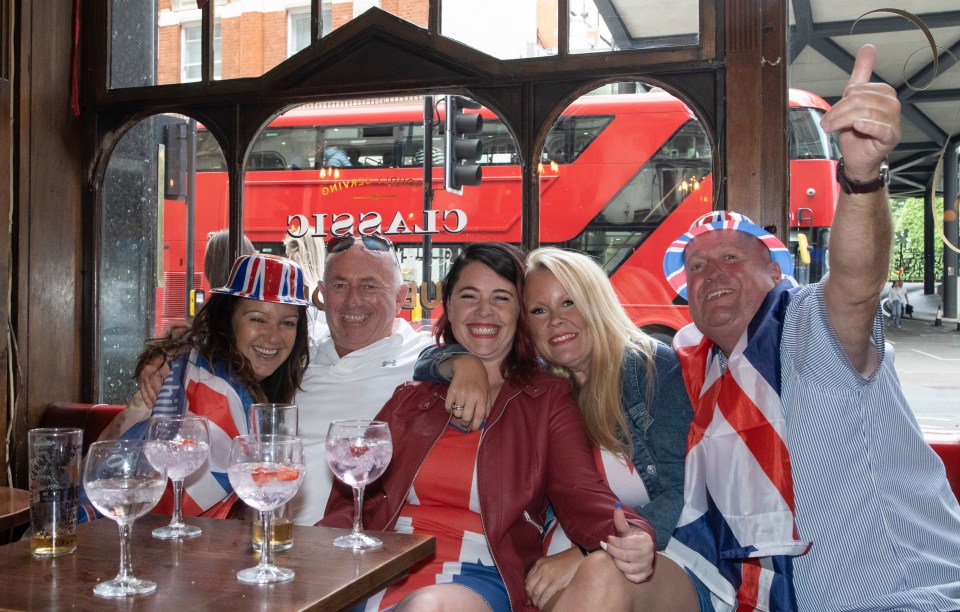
[86,253,311,522]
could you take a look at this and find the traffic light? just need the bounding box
[444,95,483,194]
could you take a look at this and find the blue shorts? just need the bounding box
[362,562,510,612]
[448,562,510,611]
[685,568,717,612]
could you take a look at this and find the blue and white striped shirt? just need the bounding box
[781,283,960,611]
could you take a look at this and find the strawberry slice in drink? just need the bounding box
[350,444,369,457]
[277,466,300,481]
[251,466,278,486]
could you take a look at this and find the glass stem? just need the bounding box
[258,510,274,569]
[352,484,365,536]
[171,479,185,527]
[117,522,133,582]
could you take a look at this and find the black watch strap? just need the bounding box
[837,158,889,195]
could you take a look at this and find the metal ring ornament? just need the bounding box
[451,404,464,413]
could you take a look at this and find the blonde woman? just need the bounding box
[284,231,327,343]
[415,247,693,608]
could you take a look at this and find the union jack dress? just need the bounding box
[359,422,509,612]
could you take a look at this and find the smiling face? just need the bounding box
[448,261,520,375]
[231,299,301,381]
[321,243,406,357]
[525,268,593,384]
[684,230,782,354]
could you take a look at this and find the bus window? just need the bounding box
[541,115,613,164]
[557,116,711,275]
[789,106,840,160]
[197,130,226,171]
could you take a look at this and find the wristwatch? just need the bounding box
[836,157,889,194]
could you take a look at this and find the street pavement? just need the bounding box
[883,284,960,432]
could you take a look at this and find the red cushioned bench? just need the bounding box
[41,402,125,454]
[924,429,960,502]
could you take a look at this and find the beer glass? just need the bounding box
[248,403,298,551]
[28,428,82,557]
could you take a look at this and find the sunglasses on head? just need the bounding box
[326,232,395,254]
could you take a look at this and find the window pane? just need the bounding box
[240,95,520,328]
[538,83,713,332]
[443,0,557,59]
[111,0,159,88]
[570,0,700,53]
[99,115,229,402]
[289,11,312,56]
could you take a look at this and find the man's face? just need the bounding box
[321,244,406,357]
[684,230,782,354]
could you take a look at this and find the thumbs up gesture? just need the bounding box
[819,44,901,181]
[602,503,656,583]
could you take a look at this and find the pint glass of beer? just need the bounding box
[249,403,298,551]
[28,428,83,557]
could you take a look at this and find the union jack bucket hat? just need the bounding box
[211,253,311,306]
[663,210,794,301]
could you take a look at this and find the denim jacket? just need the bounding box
[414,341,694,548]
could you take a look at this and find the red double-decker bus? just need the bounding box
[158,88,838,340]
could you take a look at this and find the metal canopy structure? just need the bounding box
[600,0,960,199]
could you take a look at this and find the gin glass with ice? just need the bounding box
[228,434,305,584]
[83,439,167,597]
[146,414,211,539]
[325,420,392,549]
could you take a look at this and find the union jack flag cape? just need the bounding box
[80,349,250,522]
[665,281,811,611]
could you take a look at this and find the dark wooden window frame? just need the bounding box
[80,1,742,396]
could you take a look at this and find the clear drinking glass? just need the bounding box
[145,415,211,539]
[83,440,167,597]
[247,403,298,552]
[325,420,393,549]
[228,434,305,584]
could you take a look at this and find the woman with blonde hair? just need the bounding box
[416,246,693,608]
[284,231,327,342]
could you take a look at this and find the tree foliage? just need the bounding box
[889,197,944,281]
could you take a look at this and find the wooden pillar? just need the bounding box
[724,0,788,239]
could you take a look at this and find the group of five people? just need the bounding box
[112,44,959,610]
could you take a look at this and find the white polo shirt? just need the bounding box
[287,319,433,526]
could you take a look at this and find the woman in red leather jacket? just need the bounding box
[322,243,655,612]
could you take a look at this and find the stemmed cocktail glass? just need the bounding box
[228,434,305,584]
[146,414,211,539]
[83,440,167,597]
[325,420,392,549]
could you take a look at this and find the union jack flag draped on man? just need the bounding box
[666,282,811,611]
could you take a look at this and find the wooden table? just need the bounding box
[0,487,30,531]
[0,514,434,611]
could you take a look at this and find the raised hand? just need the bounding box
[820,44,901,180]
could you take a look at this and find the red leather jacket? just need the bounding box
[322,370,654,611]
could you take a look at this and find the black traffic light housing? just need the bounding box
[444,95,483,194]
